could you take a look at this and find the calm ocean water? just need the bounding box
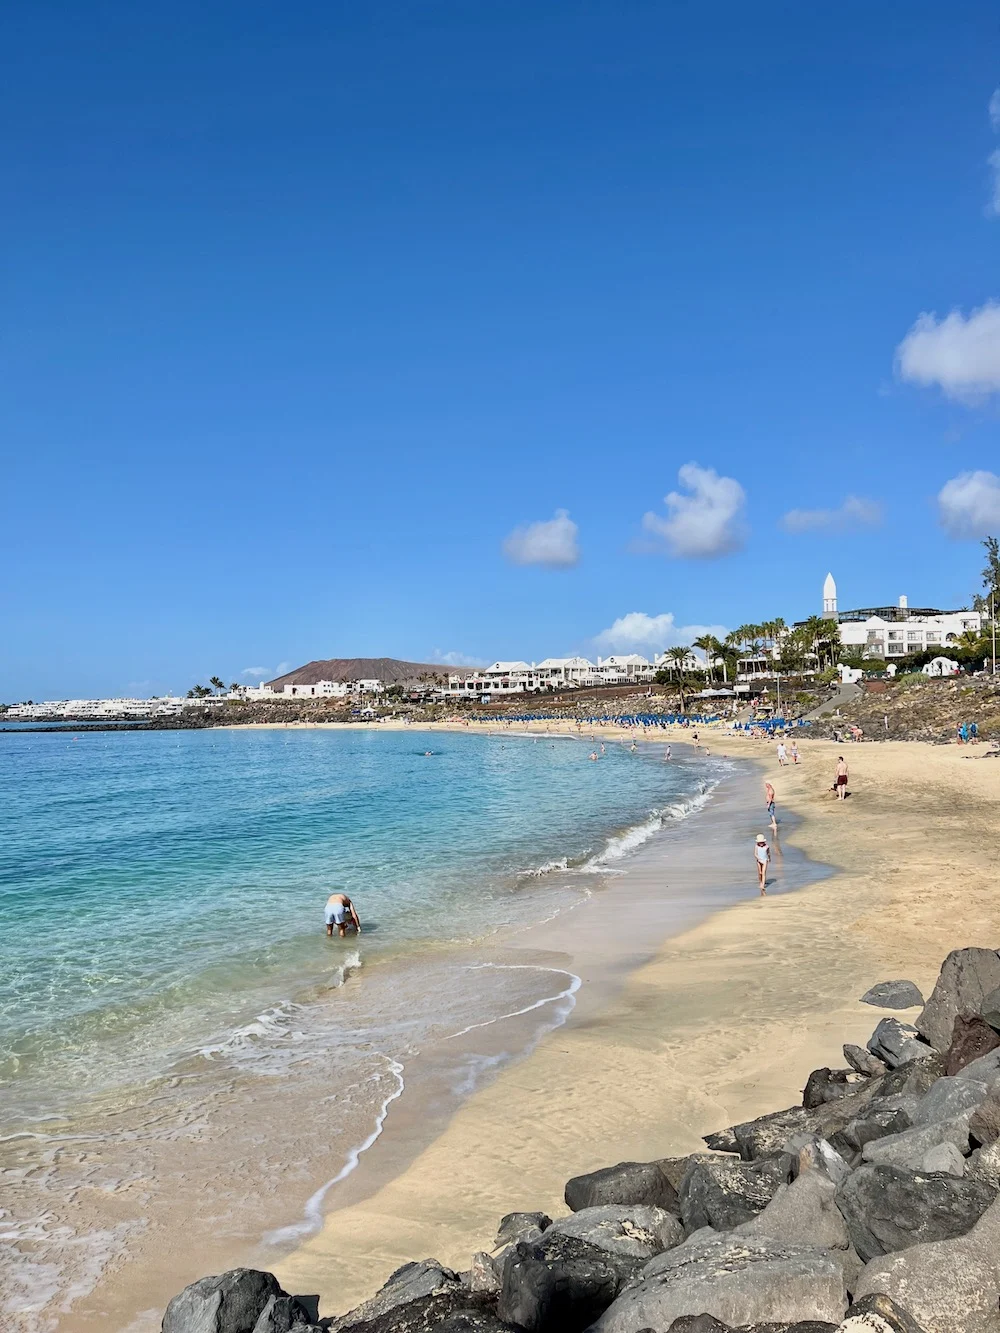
[0,724,725,1332]
[0,725,713,1118]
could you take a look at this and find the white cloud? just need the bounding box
[938,470,1000,538]
[593,611,729,652]
[780,495,883,534]
[642,464,746,558]
[241,666,271,679]
[897,302,1000,402]
[503,509,580,568]
[431,649,487,668]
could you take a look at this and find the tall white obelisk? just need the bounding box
[823,572,838,619]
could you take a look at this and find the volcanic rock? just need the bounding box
[840,1292,929,1332]
[734,1169,851,1252]
[916,947,1000,1052]
[494,1212,551,1246]
[843,1045,887,1077]
[970,1090,1000,1145]
[589,1233,848,1331]
[944,1014,1000,1075]
[853,1193,1000,1332]
[802,1068,857,1110]
[547,1204,683,1260]
[326,1260,462,1332]
[678,1155,795,1233]
[860,982,924,1010]
[867,1021,929,1070]
[565,1160,678,1214]
[163,1270,287,1333]
[835,1163,996,1263]
[498,1231,638,1332]
[861,1116,971,1169]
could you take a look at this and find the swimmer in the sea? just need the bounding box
[325,892,362,938]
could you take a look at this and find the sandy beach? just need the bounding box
[275,731,1000,1315]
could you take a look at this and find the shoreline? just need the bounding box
[5,725,748,1333]
[260,748,805,1239]
[273,733,1000,1316]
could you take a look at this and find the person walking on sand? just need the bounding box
[764,780,777,830]
[776,740,787,766]
[789,740,799,765]
[325,892,362,937]
[754,834,771,894]
[835,755,849,799]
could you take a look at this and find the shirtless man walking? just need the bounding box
[835,756,849,800]
[325,892,362,937]
[764,780,777,830]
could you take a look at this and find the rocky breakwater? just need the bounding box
[160,947,1000,1333]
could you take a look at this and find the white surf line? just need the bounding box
[442,963,582,1041]
[263,1053,405,1245]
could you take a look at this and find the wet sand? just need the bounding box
[276,733,1000,1315]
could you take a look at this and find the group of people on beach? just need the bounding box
[775,739,799,766]
[324,725,850,922]
[756,743,851,895]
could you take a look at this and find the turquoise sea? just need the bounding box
[0,724,727,1332]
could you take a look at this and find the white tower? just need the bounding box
[823,572,838,619]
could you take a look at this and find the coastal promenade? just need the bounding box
[274,732,1000,1316]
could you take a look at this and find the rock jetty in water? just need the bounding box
[160,946,1000,1333]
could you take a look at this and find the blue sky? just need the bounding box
[4,2,1000,699]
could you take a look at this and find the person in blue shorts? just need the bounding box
[325,892,362,938]
[764,780,777,830]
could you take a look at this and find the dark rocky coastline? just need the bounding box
[158,946,1000,1333]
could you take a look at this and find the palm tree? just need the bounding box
[799,615,835,669]
[692,634,723,680]
[666,646,692,713]
[209,676,225,694]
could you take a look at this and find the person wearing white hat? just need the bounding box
[754,833,770,895]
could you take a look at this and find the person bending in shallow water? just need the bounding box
[325,892,362,937]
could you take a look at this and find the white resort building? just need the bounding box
[821,574,981,660]
[262,678,384,698]
[445,654,670,697]
[596,655,657,684]
[4,697,190,721]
